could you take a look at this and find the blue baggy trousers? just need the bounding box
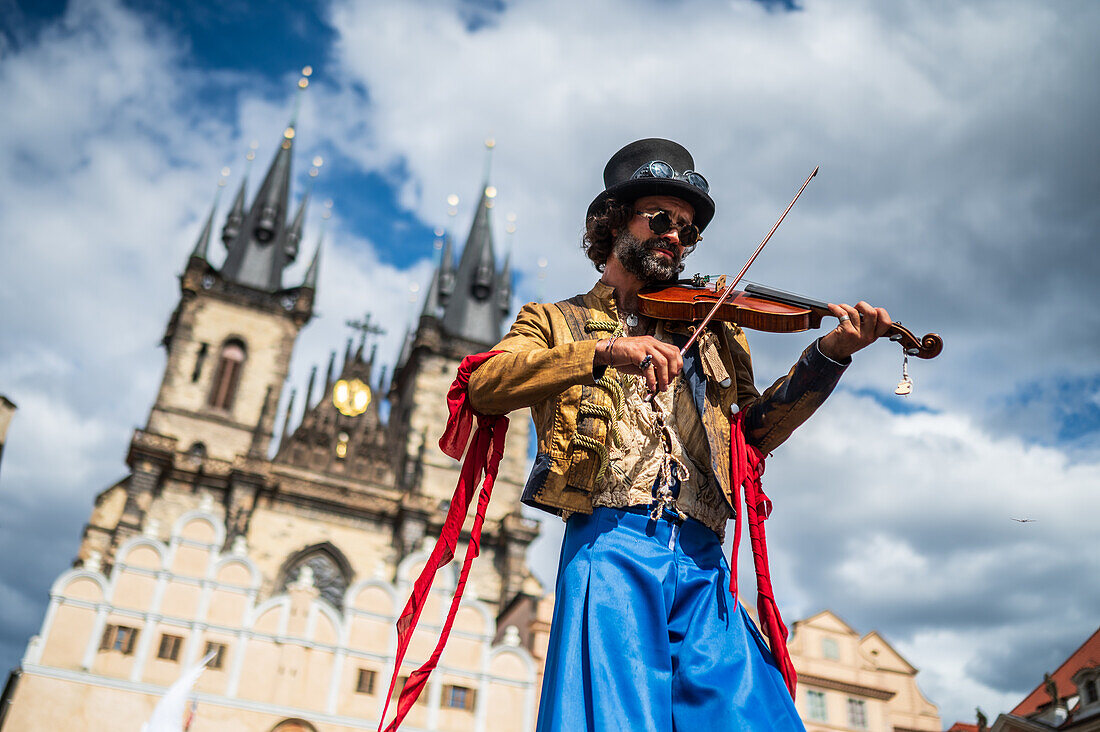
[536,507,805,732]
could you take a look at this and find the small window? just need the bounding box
[356,668,376,695]
[392,676,427,705]
[822,637,840,660]
[207,340,246,410]
[806,690,827,721]
[191,342,208,383]
[1085,678,1098,705]
[99,624,139,655]
[847,698,868,729]
[157,634,183,661]
[204,641,227,669]
[444,684,476,711]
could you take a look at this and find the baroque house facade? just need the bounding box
[788,611,941,732]
[0,117,542,732]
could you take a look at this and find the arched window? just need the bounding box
[208,339,246,410]
[270,720,318,732]
[278,543,352,609]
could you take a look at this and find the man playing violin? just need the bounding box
[467,138,892,731]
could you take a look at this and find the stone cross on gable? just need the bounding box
[345,312,386,352]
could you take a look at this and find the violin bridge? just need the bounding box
[715,274,727,292]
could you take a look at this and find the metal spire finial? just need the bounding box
[288,65,313,133]
[215,168,229,203]
[483,136,495,183]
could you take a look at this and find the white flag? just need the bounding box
[141,651,216,732]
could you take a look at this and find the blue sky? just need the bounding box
[2,0,1100,726]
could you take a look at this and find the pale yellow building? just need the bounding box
[788,610,941,732]
[8,504,536,731]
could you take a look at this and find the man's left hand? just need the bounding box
[818,301,892,361]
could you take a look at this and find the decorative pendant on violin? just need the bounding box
[638,276,943,360]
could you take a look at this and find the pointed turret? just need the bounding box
[302,366,317,422]
[191,199,218,262]
[221,178,247,245]
[439,182,506,345]
[419,234,452,320]
[324,350,336,395]
[219,126,294,291]
[438,234,455,306]
[285,189,310,264]
[497,248,513,318]
[302,235,322,291]
[218,71,313,292]
[249,386,274,458]
[279,388,297,450]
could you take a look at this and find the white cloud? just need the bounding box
[2,0,1099,727]
[747,390,1100,721]
[321,0,1100,422]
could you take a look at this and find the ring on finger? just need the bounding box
[838,314,851,323]
[638,354,654,369]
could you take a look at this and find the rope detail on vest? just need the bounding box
[570,433,611,479]
[568,318,628,478]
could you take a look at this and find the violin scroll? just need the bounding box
[887,323,943,360]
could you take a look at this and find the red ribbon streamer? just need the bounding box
[729,411,797,698]
[377,352,506,732]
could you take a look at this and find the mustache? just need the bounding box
[645,237,680,257]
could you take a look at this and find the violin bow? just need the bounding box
[678,166,819,357]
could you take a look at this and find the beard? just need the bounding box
[612,230,684,284]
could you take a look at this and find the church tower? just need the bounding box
[5,77,551,723]
[387,148,536,609]
[79,71,323,564]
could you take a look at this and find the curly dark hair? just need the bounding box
[582,197,634,271]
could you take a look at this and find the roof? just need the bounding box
[1014,625,1100,716]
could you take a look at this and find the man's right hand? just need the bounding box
[596,336,683,393]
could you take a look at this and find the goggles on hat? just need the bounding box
[635,210,702,248]
[630,160,710,193]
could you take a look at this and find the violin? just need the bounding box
[638,276,943,360]
[632,166,942,368]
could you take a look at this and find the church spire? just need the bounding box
[438,139,507,346]
[286,158,322,265]
[219,68,312,292]
[497,247,513,317]
[285,190,309,264]
[302,201,330,292]
[191,171,229,262]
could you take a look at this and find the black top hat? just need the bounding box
[587,138,715,231]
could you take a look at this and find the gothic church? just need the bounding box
[0,112,545,731]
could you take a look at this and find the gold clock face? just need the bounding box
[333,378,371,417]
